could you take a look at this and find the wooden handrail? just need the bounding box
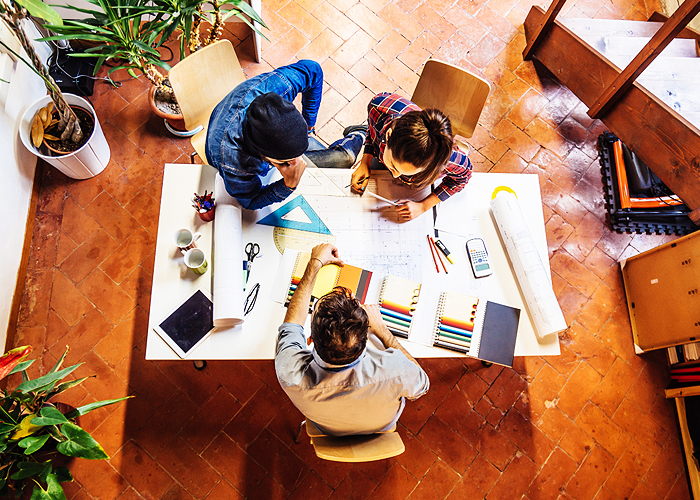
[522,0,568,60]
[588,0,700,118]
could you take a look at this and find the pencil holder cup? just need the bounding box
[197,206,215,222]
[183,248,208,275]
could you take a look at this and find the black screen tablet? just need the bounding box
[154,289,214,358]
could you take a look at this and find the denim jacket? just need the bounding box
[205,60,323,209]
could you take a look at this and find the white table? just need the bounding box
[146,164,561,360]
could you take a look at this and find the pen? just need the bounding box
[434,239,455,264]
[364,190,401,206]
[346,175,369,189]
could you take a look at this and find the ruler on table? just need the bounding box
[272,227,336,254]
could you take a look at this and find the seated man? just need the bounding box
[275,243,429,436]
[205,60,366,210]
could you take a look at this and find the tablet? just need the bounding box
[154,289,214,358]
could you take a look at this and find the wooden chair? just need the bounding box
[168,40,246,163]
[410,59,491,150]
[295,420,405,462]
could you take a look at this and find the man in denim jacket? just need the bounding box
[205,60,366,210]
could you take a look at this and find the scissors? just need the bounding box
[244,242,260,283]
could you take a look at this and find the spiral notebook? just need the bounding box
[377,275,422,339]
[284,251,373,307]
[431,291,520,367]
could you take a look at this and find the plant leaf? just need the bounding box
[9,360,35,375]
[14,0,63,26]
[32,407,69,426]
[0,346,32,380]
[16,364,81,393]
[64,396,132,419]
[11,414,42,440]
[10,461,50,481]
[19,434,50,454]
[30,473,68,500]
[47,377,91,400]
[55,422,108,459]
[53,466,72,483]
[48,347,69,375]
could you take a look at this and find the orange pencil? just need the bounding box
[430,236,448,274]
[426,235,440,273]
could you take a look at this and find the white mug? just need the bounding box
[183,248,208,275]
[174,228,201,252]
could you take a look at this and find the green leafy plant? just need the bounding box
[0,345,131,499]
[41,0,268,90]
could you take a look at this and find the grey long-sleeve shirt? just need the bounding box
[275,322,430,437]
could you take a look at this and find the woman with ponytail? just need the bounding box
[351,92,472,221]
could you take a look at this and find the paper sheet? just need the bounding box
[490,191,566,340]
[212,175,244,327]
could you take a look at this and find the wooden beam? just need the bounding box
[588,0,700,119]
[522,0,568,61]
[523,5,700,220]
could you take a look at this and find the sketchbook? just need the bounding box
[377,275,421,339]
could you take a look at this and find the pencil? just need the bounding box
[364,189,400,206]
[430,236,448,274]
[427,235,440,273]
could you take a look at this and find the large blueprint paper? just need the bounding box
[490,191,566,340]
[212,175,244,327]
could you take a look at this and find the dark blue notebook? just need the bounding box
[476,301,520,367]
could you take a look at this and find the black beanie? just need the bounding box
[244,93,309,160]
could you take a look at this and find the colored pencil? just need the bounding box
[430,236,448,274]
[427,235,440,273]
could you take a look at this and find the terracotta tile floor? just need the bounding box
[11,0,694,497]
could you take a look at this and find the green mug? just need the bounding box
[183,248,208,275]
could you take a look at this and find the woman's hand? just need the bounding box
[395,200,429,222]
[351,154,372,193]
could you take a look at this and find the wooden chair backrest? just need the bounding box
[410,59,491,139]
[168,40,246,161]
[305,421,405,462]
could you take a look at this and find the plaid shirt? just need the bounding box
[365,92,472,201]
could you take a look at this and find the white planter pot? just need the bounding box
[19,94,110,179]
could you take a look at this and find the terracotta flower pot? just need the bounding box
[149,85,200,137]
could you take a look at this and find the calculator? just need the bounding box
[466,238,492,278]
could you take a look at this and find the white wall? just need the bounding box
[0,21,54,350]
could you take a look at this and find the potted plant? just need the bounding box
[0,345,131,499]
[43,0,267,136]
[0,0,111,179]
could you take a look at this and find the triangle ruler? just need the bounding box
[257,196,332,235]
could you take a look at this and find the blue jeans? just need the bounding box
[305,134,365,169]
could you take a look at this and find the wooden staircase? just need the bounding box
[523,3,700,224]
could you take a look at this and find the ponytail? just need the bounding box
[386,108,454,187]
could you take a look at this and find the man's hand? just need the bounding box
[364,303,422,366]
[276,157,307,189]
[365,304,395,347]
[309,243,344,268]
[351,154,372,193]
